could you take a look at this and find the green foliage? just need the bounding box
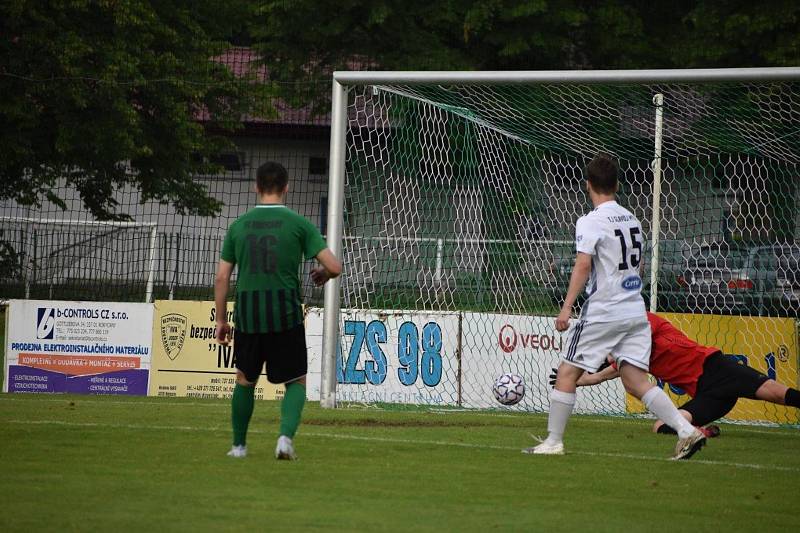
[678,1,800,67]
[0,232,23,282]
[251,1,798,111]
[0,0,271,220]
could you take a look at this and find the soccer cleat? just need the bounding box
[275,435,297,461]
[700,424,721,438]
[672,429,706,460]
[522,435,564,455]
[226,445,247,458]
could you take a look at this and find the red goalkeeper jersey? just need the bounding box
[646,312,719,397]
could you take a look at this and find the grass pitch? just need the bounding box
[1,394,798,532]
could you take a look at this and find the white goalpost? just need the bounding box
[0,216,158,303]
[320,68,800,424]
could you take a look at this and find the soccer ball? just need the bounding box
[492,373,525,406]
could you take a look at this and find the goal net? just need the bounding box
[0,217,157,302]
[320,70,800,426]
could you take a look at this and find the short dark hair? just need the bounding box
[256,161,289,193]
[585,153,618,194]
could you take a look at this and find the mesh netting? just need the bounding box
[334,79,799,424]
[0,75,332,305]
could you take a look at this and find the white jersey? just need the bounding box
[574,200,646,322]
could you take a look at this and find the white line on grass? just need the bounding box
[6,418,799,473]
[2,396,797,436]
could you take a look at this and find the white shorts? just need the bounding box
[560,316,651,372]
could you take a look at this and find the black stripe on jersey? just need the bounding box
[235,292,243,330]
[286,288,297,327]
[278,289,288,330]
[294,288,302,325]
[264,289,275,333]
[238,291,251,332]
[246,291,258,331]
[251,290,261,333]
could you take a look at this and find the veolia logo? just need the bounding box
[498,324,518,353]
[621,275,642,291]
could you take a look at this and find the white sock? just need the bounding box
[641,387,695,439]
[546,389,576,444]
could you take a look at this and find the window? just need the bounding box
[191,151,247,175]
[211,152,246,172]
[320,196,327,236]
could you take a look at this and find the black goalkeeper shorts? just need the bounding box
[234,324,308,384]
[678,352,770,426]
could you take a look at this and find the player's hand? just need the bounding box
[555,309,571,331]
[216,322,232,345]
[310,266,330,287]
[548,367,557,387]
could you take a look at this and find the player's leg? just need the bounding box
[614,317,705,459]
[618,363,694,438]
[652,410,691,434]
[229,332,264,458]
[654,395,733,438]
[620,364,705,459]
[754,380,800,407]
[699,352,800,409]
[265,323,308,460]
[524,320,602,455]
[277,374,307,460]
[539,361,584,451]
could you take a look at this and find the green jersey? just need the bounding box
[221,204,327,333]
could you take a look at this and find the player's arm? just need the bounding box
[556,252,592,331]
[549,359,620,387]
[214,259,234,345]
[310,248,342,286]
[577,365,620,386]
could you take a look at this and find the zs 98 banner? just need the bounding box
[305,311,459,406]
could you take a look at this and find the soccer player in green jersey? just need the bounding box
[215,161,342,460]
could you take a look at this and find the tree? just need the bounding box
[250,0,798,104]
[675,1,800,67]
[250,1,665,78]
[0,0,270,221]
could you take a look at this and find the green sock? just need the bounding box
[279,382,306,439]
[231,384,255,446]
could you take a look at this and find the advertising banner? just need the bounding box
[4,300,152,395]
[626,313,799,423]
[460,313,627,412]
[306,309,460,406]
[149,300,282,400]
[304,309,323,401]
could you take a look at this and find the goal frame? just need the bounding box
[320,67,800,409]
[0,216,159,303]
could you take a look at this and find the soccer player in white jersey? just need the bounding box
[525,154,707,460]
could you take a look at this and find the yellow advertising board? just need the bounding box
[627,313,799,424]
[149,300,283,400]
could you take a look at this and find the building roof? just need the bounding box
[197,47,331,129]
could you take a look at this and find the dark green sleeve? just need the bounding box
[220,225,236,264]
[303,218,327,260]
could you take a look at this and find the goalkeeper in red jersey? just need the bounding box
[561,312,800,434]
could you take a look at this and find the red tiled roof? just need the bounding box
[197,47,331,127]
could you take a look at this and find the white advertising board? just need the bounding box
[4,300,153,395]
[306,309,460,406]
[307,308,624,414]
[460,312,626,413]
